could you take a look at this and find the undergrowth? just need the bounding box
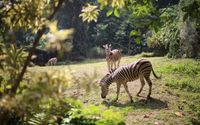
[157,59,200,123]
[158,60,200,93]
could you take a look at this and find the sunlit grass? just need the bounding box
[29,55,200,124]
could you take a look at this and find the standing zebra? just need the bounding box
[99,58,160,102]
[103,44,121,72]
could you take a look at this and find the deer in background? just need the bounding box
[47,57,57,66]
[103,44,121,72]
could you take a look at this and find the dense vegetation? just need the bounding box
[0,0,200,124]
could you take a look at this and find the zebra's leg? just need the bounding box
[137,75,145,96]
[110,61,113,71]
[115,83,121,101]
[107,61,110,72]
[144,77,152,99]
[123,83,133,103]
[117,59,120,67]
[114,62,117,69]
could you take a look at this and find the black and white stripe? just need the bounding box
[100,58,160,102]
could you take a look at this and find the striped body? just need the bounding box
[100,58,160,102]
[112,59,152,82]
[103,44,121,72]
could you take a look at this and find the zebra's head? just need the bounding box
[103,44,112,56]
[99,73,112,99]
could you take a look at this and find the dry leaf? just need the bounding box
[175,112,184,117]
[144,114,150,118]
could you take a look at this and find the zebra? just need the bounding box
[103,44,121,72]
[47,57,57,66]
[99,58,160,102]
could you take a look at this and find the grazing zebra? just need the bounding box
[47,57,57,66]
[103,44,121,72]
[99,58,160,102]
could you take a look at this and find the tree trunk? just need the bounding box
[55,0,90,59]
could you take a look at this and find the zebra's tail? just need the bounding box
[151,68,161,79]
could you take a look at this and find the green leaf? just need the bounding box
[135,37,141,45]
[129,30,140,37]
[114,8,120,17]
[106,9,113,17]
[183,13,189,21]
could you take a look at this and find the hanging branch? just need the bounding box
[11,0,65,94]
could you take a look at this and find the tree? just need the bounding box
[0,0,66,94]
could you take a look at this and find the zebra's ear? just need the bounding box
[103,45,106,48]
[109,44,111,48]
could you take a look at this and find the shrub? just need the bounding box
[140,52,155,57]
[87,46,104,59]
[64,105,125,125]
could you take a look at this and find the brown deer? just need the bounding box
[47,57,57,66]
[103,44,121,72]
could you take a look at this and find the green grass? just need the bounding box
[29,55,200,125]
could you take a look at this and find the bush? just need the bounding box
[64,105,125,125]
[87,46,104,59]
[140,52,155,57]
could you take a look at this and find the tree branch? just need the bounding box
[11,0,65,94]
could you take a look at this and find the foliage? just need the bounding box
[80,4,99,23]
[138,52,154,57]
[87,46,104,58]
[147,6,180,57]
[180,0,200,27]
[147,2,200,58]
[0,44,27,93]
[90,9,138,54]
[0,68,72,124]
[44,21,74,57]
[0,0,55,32]
[98,0,125,9]
[65,105,125,125]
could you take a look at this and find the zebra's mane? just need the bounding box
[101,74,113,86]
[106,75,113,85]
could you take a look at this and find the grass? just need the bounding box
[29,55,200,125]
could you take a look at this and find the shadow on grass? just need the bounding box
[102,97,168,110]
